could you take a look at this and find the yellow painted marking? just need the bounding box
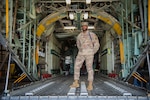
[113,23,122,36]
[14,73,26,83]
[119,40,125,64]
[92,14,122,36]
[46,16,60,26]
[97,15,112,25]
[133,72,147,83]
[35,42,39,64]
[132,74,142,82]
[18,74,26,83]
[36,24,45,37]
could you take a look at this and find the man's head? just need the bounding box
[81,22,88,31]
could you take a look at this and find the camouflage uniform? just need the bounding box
[74,30,100,81]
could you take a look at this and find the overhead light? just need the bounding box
[69,13,74,20]
[88,26,95,29]
[86,0,91,4]
[66,0,71,4]
[83,12,88,19]
[64,26,76,29]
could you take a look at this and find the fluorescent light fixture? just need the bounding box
[88,26,95,29]
[66,0,71,4]
[64,26,76,29]
[83,12,88,19]
[86,0,91,4]
[69,13,74,20]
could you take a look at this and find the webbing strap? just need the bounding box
[88,32,94,47]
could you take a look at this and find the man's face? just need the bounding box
[82,25,88,31]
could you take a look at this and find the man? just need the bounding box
[70,22,100,90]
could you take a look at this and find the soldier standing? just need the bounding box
[70,22,100,90]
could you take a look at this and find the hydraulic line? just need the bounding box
[5,0,9,38]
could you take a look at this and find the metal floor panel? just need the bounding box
[2,74,148,100]
[1,96,149,100]
[91,76,146,96]
[9,76,73,96]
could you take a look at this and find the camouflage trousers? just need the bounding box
[74,54,94,81]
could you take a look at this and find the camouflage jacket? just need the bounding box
[77,30,100,55]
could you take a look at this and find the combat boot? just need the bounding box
[70,80,79,88]
[87,81,93,91]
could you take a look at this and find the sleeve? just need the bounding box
[76,35,81,50]
[93,33,100,54]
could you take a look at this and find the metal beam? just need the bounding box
[44,24,55,37]
[4,53,11,94]
[147,51,150,81]
[125,0,129,73]
[148,0,150,36]
[22,0,27,64]
[0,52,9,70]
[12,0,18,35]
[33,23,37,79]
[138,0,144,33]
[124,44,149,82]
[120,2,126,77]
[28,20,32,73]
[111,5,141,30]
[0,32,36,81]
[9,0,13,44]
[143,0,148,44]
